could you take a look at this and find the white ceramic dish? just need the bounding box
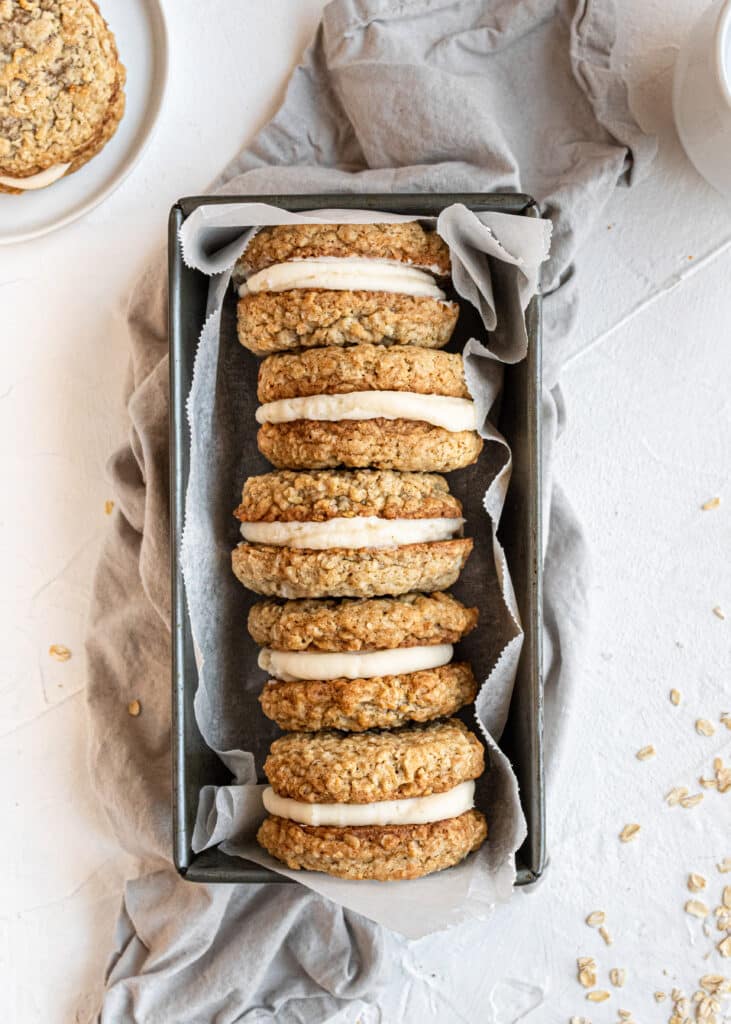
[673,0,731,197]
[0,0,168,245]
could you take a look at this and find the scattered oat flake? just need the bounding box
[577,956,596,988]
[619,823,640,842]
[586,910,605,927]
[670,688,681,705]
[104,500,114,515]
[667,786,689,805]
[569,1018,591,1024]
[688,873,707,892]
[700,776,718,789]
[636,744,656,761]
[609,968,625,987]
[48,644,72,662]
[654,990,666,1002]
[718,857,731,873]
[718,935,731,957]
[723,885,731,909]
[127,699,141,717]
[598,925,613,946]
[720,713,731,730]
[586,989,610,1002]
[685,899,710,918]
[702,496,721,510]
[700,975,724,992]
[713,606,726,620]
[696,718,716,736]
[680,793,704,808]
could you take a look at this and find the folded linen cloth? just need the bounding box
[87,1,654,1020]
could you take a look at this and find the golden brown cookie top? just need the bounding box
[263,718,485,804]
[0,0,124,177]
[234,469,462,523]
[248,592,478,651]
[257,344,469,403]
[236,222,451,277]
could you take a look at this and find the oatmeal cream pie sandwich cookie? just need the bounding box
[255,344,483,473]
[251,592,479,732]
[257,719,488,880]
[231,469,473,600]
[0,0,126,194]
[233,223,459,355]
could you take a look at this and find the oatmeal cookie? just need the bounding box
[231,538,473,599]
[234,469,462,524]
[257,345,469,403]
[247,592,478,652]
[259,662,477,732]
[237,289,458,356]
[257,810,487,881]
[257,419,483,472]
[0,0,125,193]
[236,222,451,277]
[263,718,484,804]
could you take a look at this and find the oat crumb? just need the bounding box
[609,967,625,987]
[636,744,656,761]
[670,688,681,706]
[619,823,640,842]
[49,644,72,662]
[598,925,613,946]
[701,497,721,511]
[104,500,115,515]
[718,857,731,873]
[127,699,141,717]
[712,606,725,620]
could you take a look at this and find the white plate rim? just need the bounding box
[0,0,169,246]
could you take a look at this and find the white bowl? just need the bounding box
[673,0,731,197]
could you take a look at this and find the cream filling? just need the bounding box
[263,780,475,827]
[239,257,446,299]
[258,643,453,682]
[239,515,464,550]
[0,162,71,190]
[255,391,478,433]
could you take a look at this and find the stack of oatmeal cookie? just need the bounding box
[231,222,488,880]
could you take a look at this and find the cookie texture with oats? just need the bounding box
[236,222,451,276]
[257,809,487,880]
[237,289,458,356]
[0,0,126,193]
[234,469,463,524]
[263,718,484,803]
[259,663,478,732]
[247,592,478,652]
[257,420,483,473]
[257,344,470,402]
[231,538,473,599]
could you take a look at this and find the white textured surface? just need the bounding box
[1,1,730,1021]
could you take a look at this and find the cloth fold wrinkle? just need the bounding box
[86,0,655,1019]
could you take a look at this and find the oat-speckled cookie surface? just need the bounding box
[257,345,469,403]
[248,592,478,652]
[0,0,126,191]
[234,469,462,524]
[236,223,451,277]
[257,809,487,880]
[258,419,483,473]
[237,289,458,356]
[231,538,473,599]
[260,663,477,732]
[263,718,484,804]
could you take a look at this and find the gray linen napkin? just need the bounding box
[87,1,654,1019]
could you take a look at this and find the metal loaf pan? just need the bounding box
[169,193,544,886]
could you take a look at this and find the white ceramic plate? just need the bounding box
[0,0,168,245]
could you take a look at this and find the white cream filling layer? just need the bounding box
[239,257,446,299]
[258,643,453,682]
[255,391,478,433]
[0,162,71,190]
[263,780,475,827]
[239,515,464,550]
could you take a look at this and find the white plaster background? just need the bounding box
[1,1,730,1021]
